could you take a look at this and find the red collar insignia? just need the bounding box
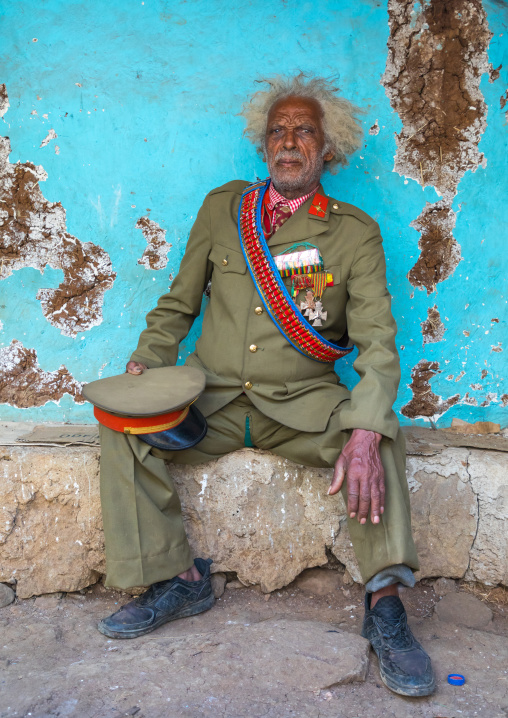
[308,193,329,217]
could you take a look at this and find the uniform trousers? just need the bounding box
[99,394,419,590]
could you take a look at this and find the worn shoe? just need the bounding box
[361,594,435,697]
[98,558,215,639]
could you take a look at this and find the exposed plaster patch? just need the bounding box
[501,89,508,122]
[383,0,491,295]
[39,129,57,148]
[383,0,492,204]
[0,88,116,337]
[384,1,493,420]
[501,394,508,407]
[401,360,460,418]
[136,216,172,270]
[369,120,380,135]
[421,304,446,344]
[407,200,460,294]
[488,63,502,82]
[0,340,84,408]
[0,84,9,119]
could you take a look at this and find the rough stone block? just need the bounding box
[292,567,343,595]
[210,572,227,598]
[433,577,457,597]
[0,582,15,607]
[434,592,493,628]
[0,446,104,598]
[0,431,507,598]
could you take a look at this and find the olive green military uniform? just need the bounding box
[100,180,419,589]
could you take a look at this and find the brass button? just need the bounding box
[222,258,228,266]
[332,203,339,210]
[249,344,258,353]
[254,306,263,315]
[244,381,253,390]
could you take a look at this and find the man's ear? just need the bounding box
[324,150,335,162]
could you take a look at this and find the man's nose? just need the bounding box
[283,129,297,149]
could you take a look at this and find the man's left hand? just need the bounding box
[328,429,384,525]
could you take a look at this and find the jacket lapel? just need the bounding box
[266,184,330,249]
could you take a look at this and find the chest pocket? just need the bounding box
[209,243,247,275]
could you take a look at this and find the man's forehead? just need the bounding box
[267,96,323,124]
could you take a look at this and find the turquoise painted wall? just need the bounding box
[0,0,507,426]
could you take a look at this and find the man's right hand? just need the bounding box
[126,361,148,375]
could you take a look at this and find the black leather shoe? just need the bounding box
[361,593,435,697]
[98,558,215,639]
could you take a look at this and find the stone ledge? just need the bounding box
[0,425,507,598]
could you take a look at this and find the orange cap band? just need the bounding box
[94,405,189,435]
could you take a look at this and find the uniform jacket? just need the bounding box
[130,180,401,441]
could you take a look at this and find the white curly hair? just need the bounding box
[241,73,364,172]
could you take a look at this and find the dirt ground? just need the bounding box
[1,578,507,718]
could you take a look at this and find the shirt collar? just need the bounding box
[267,180,319,214]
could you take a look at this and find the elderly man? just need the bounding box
[97,75,434,697]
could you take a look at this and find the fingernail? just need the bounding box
[360,518,366,525]
[381,507,384,513]
[350,512,355,519]
[373,516,379,524]
[327,487,331,495]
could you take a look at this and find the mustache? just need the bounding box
[274,149,304,162]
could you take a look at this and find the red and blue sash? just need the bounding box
[237,180,353,364]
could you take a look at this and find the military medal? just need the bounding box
[274,243,333,326]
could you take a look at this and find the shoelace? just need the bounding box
[377,613,414,650]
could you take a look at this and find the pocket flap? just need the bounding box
[209,244,247,274]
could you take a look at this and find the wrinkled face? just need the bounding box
[264,96,334,198]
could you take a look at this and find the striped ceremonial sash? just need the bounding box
[237,180,353,364]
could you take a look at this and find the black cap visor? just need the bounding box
[138,404,207,451]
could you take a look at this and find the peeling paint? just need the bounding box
[136,216,172,270]
[383,0,499,420]
[0,340,84,408]
[421,304,446,344]
[383,0,492,294]
[0,84,9,119]
[39,129,57,148]
[501,89,508,121]
[368,119,380,135]
[0,88,116,337]
[383,0,492,203]
[401,360,460,418]
[407,200,460,295]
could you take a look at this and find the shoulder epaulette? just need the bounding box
[328,199,375,226]
[208,180,251,196]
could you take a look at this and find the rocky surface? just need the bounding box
[433,577,458,597]
[0,582,15,607]
[434,592,493,629]
[0,428,507,598]
[0,581,507,718]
